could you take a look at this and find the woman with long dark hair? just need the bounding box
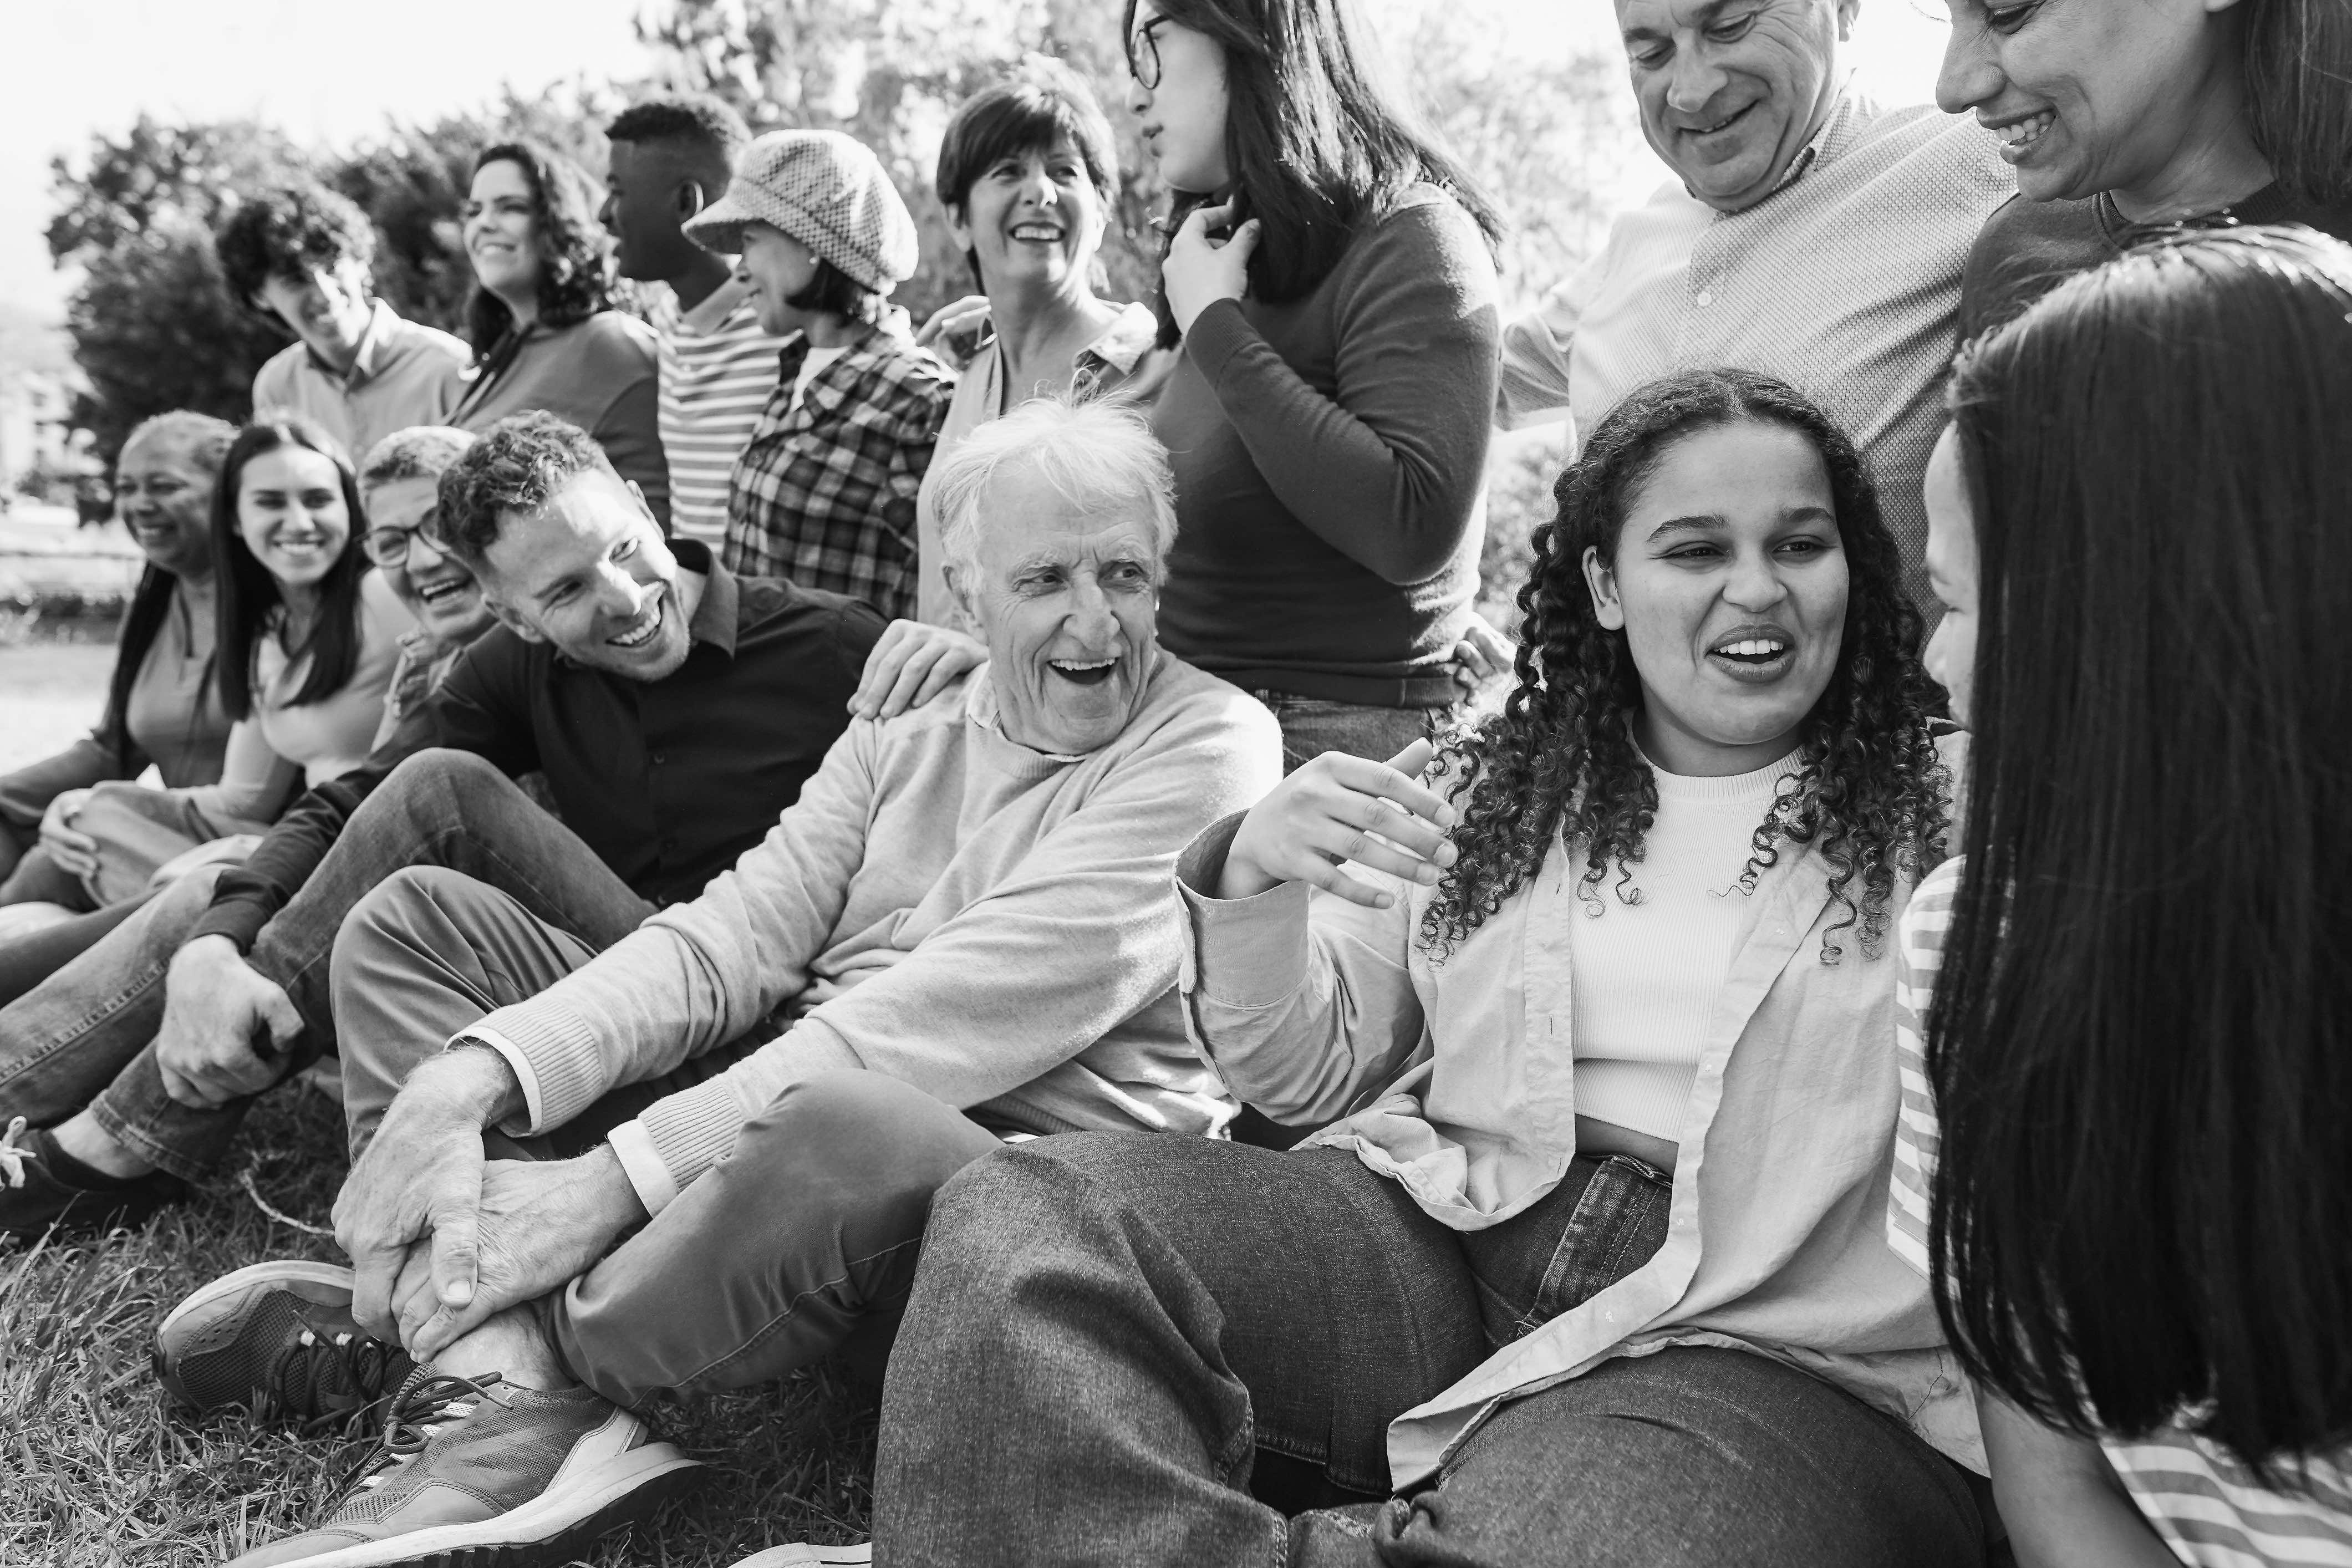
[857,370,1979,1567]
[0,413,237,912]
[447,140,669,525]
[1890,227,2352,1565]
[1942,0,2352,337]
[1120,0,1506,771]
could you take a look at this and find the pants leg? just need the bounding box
[0,889,157,1007]
[0,844,96,911]
[542,1071,1001,1409]
[1289,1346,1983,1568]
[78,752,654,1180]
[872,1134,1490,1568]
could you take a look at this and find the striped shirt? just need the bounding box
[1888,856,2352,1566]
[723,313,953,619]
[651,279,793,547]
[1496,87,2012,610]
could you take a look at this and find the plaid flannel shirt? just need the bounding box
[722,315,954,619]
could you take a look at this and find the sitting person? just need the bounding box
[449,141,670,526]
[0,413,237,913]
[695,129,954,618]
[218,183,470,458]
[1891,228,2352,1565]
[854,370,1981,1566]
[160,398,1282,1568]
[0,413,880,1236]
[1941,0,2351,337]
[26,417,412,917]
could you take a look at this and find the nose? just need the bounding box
[732,254,752,284]
[1937,17,2003,114]
[1019,166,1058,208]
[402,529,449,572]
[1722,547,1790,612]
[1066,575,1119,645]
[1664,44,1730,116]
[594,562,652,624]
[598,191,619,232]
[1126,75,1150,118]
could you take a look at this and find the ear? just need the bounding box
[1834,0,1861,39]
[674,178,707,221]
[1582,545,1626,632]
[624,478,656,525]
[944,201,973,255]
[943,559,980,631]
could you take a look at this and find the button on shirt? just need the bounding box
[248,300,471,461]
[191,542,885,952]
[1496,90,2011,605]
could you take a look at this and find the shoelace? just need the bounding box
[1,1117,37,1189]
[279,1323,413,1435]
[345,1367,515,1496]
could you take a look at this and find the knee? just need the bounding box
[730,1071,988,1206]
[369,748,511,824]
[329,866,476,1002]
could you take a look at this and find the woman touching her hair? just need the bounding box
[1890,226,2352,1566]
[1123,0,1510,770]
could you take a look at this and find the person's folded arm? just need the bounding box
[187,634,540,954]
[585,702,1277,1210]
[1185,197,1501,586]
[1172,812,1429,1125]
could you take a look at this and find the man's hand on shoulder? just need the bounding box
[156,935,306,1108]
[334,1042,527,1343]
[851,619,985,720]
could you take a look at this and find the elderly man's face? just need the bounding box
[1617,0,1854,213]
[949,464,1163,756]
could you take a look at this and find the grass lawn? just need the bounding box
[1,1083,880,1567]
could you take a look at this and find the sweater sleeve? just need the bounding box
[1180,195,1500,585]
[1173,814,1432,1124]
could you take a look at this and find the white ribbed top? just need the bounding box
[1569,747,1805,1142]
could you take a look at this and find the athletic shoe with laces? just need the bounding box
[225,1363,700,1567]
[155,1261,413,1428]
[0,1114,185,1239]
[731,1546,872,1566]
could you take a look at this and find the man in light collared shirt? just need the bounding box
[1498,0,2011,609]
[602,93,795,548]
[220,184,471,457]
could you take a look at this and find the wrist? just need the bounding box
[170,933,242,975]
[1213,837,1283,901]
[586,1144,650,1230]
[415,1042,527,1126]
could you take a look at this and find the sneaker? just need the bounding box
[225,1366,700,1567]
[0,1115,185,1239]
[155,1260,413,1428]
[732,1547,872,1566]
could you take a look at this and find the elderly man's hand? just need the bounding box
[851,620,987,720]
[388,1147,647,1363]
[156,935,306,1107]
[1219,739,1458,909]
[1162,200,1260,337]
[333,1045,524,1343]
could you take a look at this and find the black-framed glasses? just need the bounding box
[364,509,447,568]
[1126,17,1170,89]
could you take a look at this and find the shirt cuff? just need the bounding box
[187,895,271,955]
[445,1024,547,1136]
[450,1002,607,1133]
[605,1119,682,1216]
[1173,815,1312,1011]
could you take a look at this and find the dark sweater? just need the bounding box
[1151,186,1500,708]
[1959,184,2352,341]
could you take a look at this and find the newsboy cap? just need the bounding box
[685,129,919,293]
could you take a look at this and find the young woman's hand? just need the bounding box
[1451,617,1515,697]
[35,787,97,880]
[851,619,988,720]
[1218,739,1457,908]
[1162,200,1261,337]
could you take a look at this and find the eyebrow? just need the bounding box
[1646,505,1837,540]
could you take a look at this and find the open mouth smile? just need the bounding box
[1048,656,1117,686]
[608,596,666,649]
[1707,630,1794,683]
[1009,223,1065,244]
[1679,102,1755,139]
[1986,110,2056,158]
[415,577,472,608]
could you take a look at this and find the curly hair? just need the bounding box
[464,141,614,358]
[1422,368,1950,963]
[215,184,377,308]
[432,410,608,567]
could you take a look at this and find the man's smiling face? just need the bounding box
[1616,0,1853,213]
[477,467,696,683]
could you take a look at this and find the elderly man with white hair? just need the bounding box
[169,397,1282,1568]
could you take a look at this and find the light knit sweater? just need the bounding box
[1569,749,1806,1142]
[460,652,1282,1213]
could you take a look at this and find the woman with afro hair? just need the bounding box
[864,367,1982,1567]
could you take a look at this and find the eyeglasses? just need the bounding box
[1126,17,1170,89]
[363,511,448,568]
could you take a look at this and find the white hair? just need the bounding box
[933,396,1178,582]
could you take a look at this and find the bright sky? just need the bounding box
[0,0,1956,322]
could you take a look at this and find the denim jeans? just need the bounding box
[873,1135,1984,1568]
[0,750,651,1181]
[330,864,1004,1406]
[1250,692,1442,777]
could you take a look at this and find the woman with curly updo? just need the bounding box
[862,369,1982,1567]
[448,140,669,525]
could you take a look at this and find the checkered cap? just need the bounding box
[686,129,919,293]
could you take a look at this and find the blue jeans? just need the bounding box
[874,1136,1984,1567]
[0,751,652,1181]
[1250,693,1442,777]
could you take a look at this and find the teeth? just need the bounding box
[1011,225,1063,241]
[1994,111,2054,147]
[1717,640,1786,658]
[1050,658,1114,670]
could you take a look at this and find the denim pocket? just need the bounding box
[1511,1155,1673,1341]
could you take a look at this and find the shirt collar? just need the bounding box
[1078,302,1162,378]
[963,653,1163,763]
[307,298,397,383]
[669,537,742,658]
[1704,80,1867,210]
[676,274,759,337]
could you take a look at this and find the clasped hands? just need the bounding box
[1219,738,1458,908]
[332,1047,644,1363]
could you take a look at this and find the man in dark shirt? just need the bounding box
[0,413,881,1234]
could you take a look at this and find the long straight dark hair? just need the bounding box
[212,418,371,722]
[102,411,236,772]
[1928,226,2352,1475]
[1122,0,1503,345]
